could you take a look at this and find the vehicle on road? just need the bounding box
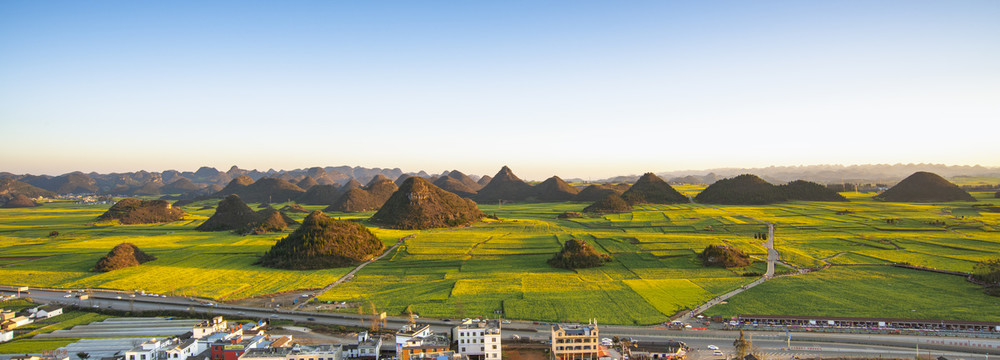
[713,350,724,356]
[707,345,718,350]
[307,317,315,321]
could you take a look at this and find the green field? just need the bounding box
[1,190,999,324]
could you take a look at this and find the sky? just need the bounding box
[1,1,998,181]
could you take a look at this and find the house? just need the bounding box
[630,341,686,360]
[1,310,15,321]
[453,319,501,360]
[395,324,450,360]
[344,331,382,360]
[237,347,293,360]
[32,305,64,319]
[3,315,33,330]
[193,316,229,339]
[409,350,462,360]
[125,338,175,360]
[268,335,293,348]
[550,321,600,360]
[287,344,341,360]
[210,333,268,360]
[395,324,432,354]
[165,338,199,360]
[0,330,13,343]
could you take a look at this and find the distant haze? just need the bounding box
[1,1,998,180]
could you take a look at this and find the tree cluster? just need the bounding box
[256,211,385,270]
[93,243,157,272]
[97,198,185,224]
[548,239,611,269]
[699,245,752,268]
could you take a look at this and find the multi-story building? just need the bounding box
[550,321,599,360]
[396,324,450,360]
[343,331,382,360]
[395,324,432,354]
[125,338,176,360]
[453,319,501,360]
[194,316,229,339]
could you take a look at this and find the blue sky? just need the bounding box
[1,1,998,180]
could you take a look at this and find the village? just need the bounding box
[0,297,686,360]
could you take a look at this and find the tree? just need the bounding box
[77,352,90,360]
[972,258,1000,285]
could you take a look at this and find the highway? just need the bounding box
[5,286,999,359]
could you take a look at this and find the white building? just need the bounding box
[125,338,175,360]
[193,316,228,339]
[344,331,382,360]
[165,338,199,360]
[395,324,432,354]
[453,319,501,360]
[0,330,12,343]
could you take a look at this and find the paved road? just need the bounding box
[294,235,410,310]
[677,200,781,323]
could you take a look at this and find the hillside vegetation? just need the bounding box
[257,211,385,270]
[370,177,484,229]
[97,198,185,224]
[548,239,611,269]
[874,171,976,202]
[93,243,157,272]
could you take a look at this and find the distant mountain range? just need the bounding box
[1,163,998,198]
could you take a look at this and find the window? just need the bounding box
[461,347,466,352]
[493,345,498,349]
[141,355,146,360]
[129,356,135,360]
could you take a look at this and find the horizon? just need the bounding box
[2,1,998,181]
[5,161,1000,182]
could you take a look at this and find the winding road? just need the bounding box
[676,198,781,323]
[293,235,411,309]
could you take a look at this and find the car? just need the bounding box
[713,350,724,356]
[271,314,279,318]
[63,294,72,298]
[91,305,99,308]
[502,320,511,324]
[301,294,310,298]
[307,317,316,321]
[442,318,451,322]
[107,305,113,308]
[707,345,719,350]
[115,296,122,299]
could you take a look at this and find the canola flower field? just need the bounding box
[1,188,999,324]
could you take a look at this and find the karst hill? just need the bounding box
[256,211,385,270]
[620,173,688,205]
[325,175,399,212]
[575,183,629,202]
[1,194,40,208]
[533,176,580,202]
[433,170,482,198]
[874,171,976,202]
[474,166,534,203]
[695,174,848,204]
[583,193,632,214]
[93,243,157,272]
[370,177,484,230]
[214,177,305,203]
[197,194,296,234]
[97,198,185,224]
[548,239,611,269]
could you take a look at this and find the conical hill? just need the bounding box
[433,176,478,198]
[256,211,385,270]
[694,174,786,205]
[780,180,848,202]
[576,184,628,202]
[296,176,319,189]
[325,188,378,212]
[2,194,40,208]
[583,193,632,214]
[533,176,579,201]
[214,177,305,203]
[93,242,157,272]
[197,194,295,234]
[474,166,533,203]
[477,175,492,187]
[298,184,341,205]
[196,195,259,231]
[620,173,688,205]
[874,171,976,202]
[370,177,484,230]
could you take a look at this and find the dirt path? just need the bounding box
[676,198,788,322]
[293,235,411,310]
